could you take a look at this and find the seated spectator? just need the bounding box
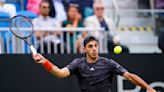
[46,0,69,22]
[32,0,62,53]
[0,0,16,17]
[27,0,42,14]
[85,2,129,53]
[62,4,84,53]
[63,4,83,28]
[85,2,114,32]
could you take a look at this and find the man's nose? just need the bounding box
[93,46,96,51]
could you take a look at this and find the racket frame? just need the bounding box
[9,15,37,54]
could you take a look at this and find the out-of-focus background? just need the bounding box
[0,0,164,54]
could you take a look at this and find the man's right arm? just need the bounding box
[50,65,70,79]
[33,54,70,79]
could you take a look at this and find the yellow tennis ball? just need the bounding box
[114,46,122,54]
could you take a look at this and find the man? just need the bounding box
[33,36,156,92]
[85,2,114,32]
[85,2,129,53]
[32,1,62,53]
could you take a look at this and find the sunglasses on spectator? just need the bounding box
[95,7,104,10]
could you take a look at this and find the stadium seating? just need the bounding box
[9,2,21,12]
[0,12,10,27]
[84,7,93,18]
[0,12,12,53]
[17,10,37,19]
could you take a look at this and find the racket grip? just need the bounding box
[30,45,37,55]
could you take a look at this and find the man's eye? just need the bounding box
[89,45,92,48]
[95,44,98,47]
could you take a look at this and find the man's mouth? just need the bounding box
[92,52,97,56]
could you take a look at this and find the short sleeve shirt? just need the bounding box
[66,57,127,92]
[32,16,61,28]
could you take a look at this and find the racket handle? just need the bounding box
[30,45,37,55]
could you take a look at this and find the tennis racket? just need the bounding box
[9,15,37,55]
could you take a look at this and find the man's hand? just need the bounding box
[32,54,46,64]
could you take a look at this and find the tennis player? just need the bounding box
[33,36,156,92]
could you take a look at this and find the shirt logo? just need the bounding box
[90,67,95,71]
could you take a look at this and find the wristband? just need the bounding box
[42,60,54,72]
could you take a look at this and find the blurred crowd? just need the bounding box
[0,0,164,53]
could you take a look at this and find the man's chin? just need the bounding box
[91,55,98,59]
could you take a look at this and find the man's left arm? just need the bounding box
[123,71,156,92]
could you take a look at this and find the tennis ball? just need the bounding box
[114,46,122,54]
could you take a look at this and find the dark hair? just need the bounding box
[39,0,50,7]
[83,36,99,47]
[67,3,81,13]
[66,3,81,20]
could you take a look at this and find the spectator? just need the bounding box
[158,31,164,53]
[62,4,84,53]
[84,2,115,39]
[85,2,129,53]
[32,0,62,53]
[46,0,69,22]
[85,2,115,32]
[0,0,16,17]
[27,0,42,14]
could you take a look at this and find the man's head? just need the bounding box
[93,3,104,18]
[39,1,50,17]
[83,36,99,59]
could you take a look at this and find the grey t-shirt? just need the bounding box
[66,57,127,92]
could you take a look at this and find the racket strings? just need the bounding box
[10,16,33,38]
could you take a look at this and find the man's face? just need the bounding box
[40,3,50,16]
[84,41,99,59]
[93,4,104,17]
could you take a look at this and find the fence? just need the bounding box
[0,27,109,54]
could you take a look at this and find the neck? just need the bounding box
[41,15,49,18]
[97,15,104,21]
[86,55,98,64]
